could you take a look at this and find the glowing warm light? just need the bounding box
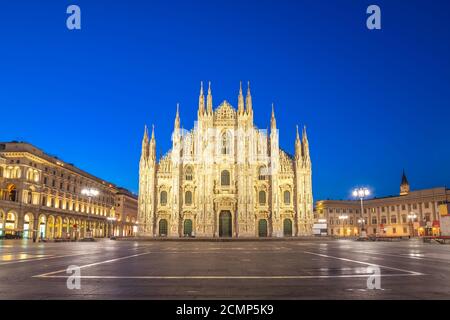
[339,215,349,220]
[318,219,327,223]
[407,213,417,220]
[81,188,99,197]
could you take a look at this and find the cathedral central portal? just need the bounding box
[219,211,232,237]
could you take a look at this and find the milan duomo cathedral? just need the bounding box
[138,82,313,238]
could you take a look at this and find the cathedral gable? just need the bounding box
[213,101,237,127]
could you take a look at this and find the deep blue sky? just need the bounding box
[1,0,449,200]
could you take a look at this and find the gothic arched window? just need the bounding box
[160,191,167,206]
[185,191,192,205]
[284,190,291,205]
[221,170,230,186]
[259,190,266,205]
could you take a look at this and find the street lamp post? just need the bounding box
[353,187,370,238]
[81,188,99,238]
[407,213,417,238]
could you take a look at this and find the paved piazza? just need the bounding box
[0,239,449,299]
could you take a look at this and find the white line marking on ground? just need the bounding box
[303,251,424,275]
[31,273,422,280]
[33,251,153,278]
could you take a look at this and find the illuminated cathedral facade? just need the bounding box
[138,82,313,237]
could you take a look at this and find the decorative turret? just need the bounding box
[207,81,213,115]
[198,81,205,116]
[238,81,244,115]
[400,170,410,195]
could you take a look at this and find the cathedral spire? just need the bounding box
[149,124,156,160]
[140,125,149,161]
[151,124,155,141]
[271,103,277,130]
[238,81,244,115]
[142,124,149,144]
[174,103,180,130]
[302,125,308,143]
[400,169,410,195]
[246,81,253,115]
[302,125,310,162]
[295,125,302,160]
[198,81,205,116]
[207,81,213,115]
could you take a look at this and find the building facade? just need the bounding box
[314,172,449,237]
[114,188,138,237]
[0,142,137,239]
[138,82,313,238]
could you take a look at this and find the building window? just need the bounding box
[381,216,387,224]
[391,206,395,211]
[185,167,193,181]
[391,215,397,224]
[402,205,406,210]
[392,227,397,234]
[424,202,429,209]
[258,167,268,180]
[283,190,291,205]
[403,227,408,234]
[185,191,192,205]
[221,170,230,186]
[160,191,167,206]
[258,190,266,205]
[402,214,407,223]
[372,217,377,225]
[413,204,417,210]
